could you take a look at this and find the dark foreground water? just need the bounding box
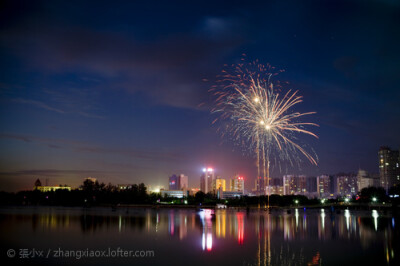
[0,207,399,265]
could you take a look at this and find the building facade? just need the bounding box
[379,146,400,192]
[283,175,307,195]
[200,168,215,194]
[213,178,226,192]
[336,174,357,197]
[317,175,330,198]
[230,175,244,193]
[169,174,188,190]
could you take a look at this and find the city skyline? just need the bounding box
[1,0,400,192]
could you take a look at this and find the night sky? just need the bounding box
[1,0,399,192]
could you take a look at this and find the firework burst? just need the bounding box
[211,59,318,198]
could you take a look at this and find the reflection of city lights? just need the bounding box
[237,212,244,244]
[207,233,212,251]
[216,210,226,238]
[321,209,325,230]
[169,212,174,236]
[295,209,299,228]
[199,209,213,252]
[372,210,379,231]
[344,210,350,231]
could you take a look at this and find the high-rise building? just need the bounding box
[253,177,266,196]
[213,178,226,192]
[283,175,307,195]
[306,177,317,193]
[200,168,215,194]
[230,175,244,193]
[298,175,307,195]
[317,175,330,198]
[179,174,188,190]
[357,169,374,192]
[283,175,295,195]
[169,174,179,190]
[336,174,357,197]
[379,146,400,192]
[266,185,284,196]
[169,174,188,190]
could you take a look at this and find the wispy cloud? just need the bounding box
[0,169,122,177]
[13,98,66,114]
[0,133,185,162]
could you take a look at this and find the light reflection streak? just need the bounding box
[321,209,325,230]
[344,209,350,231]
[372,210,378,231]
[237,212,244,244]
[199,209,213,251]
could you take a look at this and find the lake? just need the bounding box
[0,206,398,265]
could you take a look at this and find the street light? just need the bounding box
[321,199,325,204]
[294,199,299,205]
[372,197,377,203]
[344,198,350,203]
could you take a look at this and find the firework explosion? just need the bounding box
[211,59,318,197]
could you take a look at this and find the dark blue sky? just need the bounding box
[0,0,399,192]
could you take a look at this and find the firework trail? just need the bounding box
[211,58,318,202]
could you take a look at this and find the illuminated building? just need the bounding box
[160,189,187,198]
[336,174,357,197]
[169,174,179,190]
[169,174,188,190]
[283,175,307,195]
[283,175,294,195]
[179,174,188,190]
[379,146,400,192]
[357,169,374,191]
[265,185,283,195]
[33,178,71,192]
[35,186,71,192]
[253,177,266,196]
[230,175,244,193]
[213,178,226,192]
[298,175,307,194]
[200,168,215,194]
[317,175,330,198]
[117,184,133,190]
[221,191,243,199]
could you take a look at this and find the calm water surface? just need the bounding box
[0,207,398,265]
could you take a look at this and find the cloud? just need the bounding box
[0,133,186,162]
[10,88,107,119]
[0,169,121,177]
[0,9,245,110]
[12,98,66,114]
